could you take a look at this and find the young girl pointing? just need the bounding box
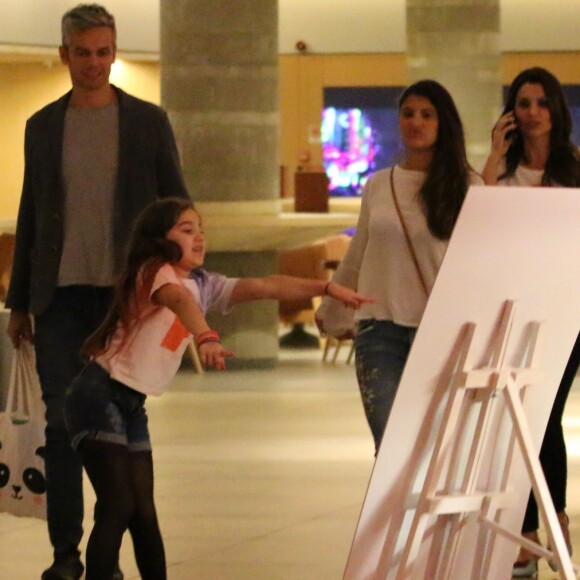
[64,197,372,580]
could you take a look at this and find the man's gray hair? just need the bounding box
[61,4,116,47]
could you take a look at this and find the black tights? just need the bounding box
[522,332,580,532]
[80,440,166,580]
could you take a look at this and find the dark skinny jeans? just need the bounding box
[522,331,580,532]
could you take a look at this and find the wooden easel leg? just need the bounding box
[332,340,343,363]
[347,342,355,364]
[504,376,576,579]
[392,325,477,579]
[378,303,577,579]
[188,339,204,374]
[322,337,333,362]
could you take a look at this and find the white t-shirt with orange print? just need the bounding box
[96,263,238,396]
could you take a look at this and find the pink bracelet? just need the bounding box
[195,330,220,348]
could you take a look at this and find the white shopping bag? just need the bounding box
[0,342,47,519]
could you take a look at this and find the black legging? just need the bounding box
[80,440,166,580]
[522,331,580,532]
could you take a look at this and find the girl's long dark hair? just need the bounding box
[83,197,195,359]
[399,80,472,240]
[501,67,580,186]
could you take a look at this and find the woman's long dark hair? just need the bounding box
[501,67,580,186]
[399,80,472,240]
[83,197,195,359]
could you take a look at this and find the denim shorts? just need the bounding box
[64,361,151,452]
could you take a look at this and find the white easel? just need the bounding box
[393,301,578,579]
[344,187,580,579]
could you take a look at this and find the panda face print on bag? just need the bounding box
[0,343,47,519]
[0,438,46,517]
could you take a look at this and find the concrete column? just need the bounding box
[160,0,280,368]
[406,0,502,169]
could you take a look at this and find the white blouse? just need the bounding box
[498,163,544,187]
[318,164,483,331]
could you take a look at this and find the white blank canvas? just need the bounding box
[344,185,580,579]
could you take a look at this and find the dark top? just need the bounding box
[6,85,190,315]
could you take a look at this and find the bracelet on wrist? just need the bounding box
[195,329,221,348]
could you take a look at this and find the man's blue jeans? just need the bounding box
[34,286,112,557]
[354,320,417,453]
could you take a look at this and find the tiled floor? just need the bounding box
[0,344,579,579]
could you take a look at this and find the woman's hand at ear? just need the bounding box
[482,111,517,185]
[491,111,517,157]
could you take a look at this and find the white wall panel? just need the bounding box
[500,0,580,52]
[278,0,406,54]
[0,0,160,53]
[0,1,578,55]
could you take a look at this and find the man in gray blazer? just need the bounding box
[5,5,189,579]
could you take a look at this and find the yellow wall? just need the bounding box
[0,62,70,217]
[503,52,580,84]
[279,54,407,196]
[1,52,579,216]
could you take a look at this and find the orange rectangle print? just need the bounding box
[160,317,189,351]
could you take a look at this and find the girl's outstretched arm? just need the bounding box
[230,276,374,309]
[153,282,233,370]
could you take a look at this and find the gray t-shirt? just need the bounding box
[58,102,119,286]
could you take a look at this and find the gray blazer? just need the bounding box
[6,85,190,315]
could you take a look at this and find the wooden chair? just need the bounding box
[278,241,329,347]
[278,234,351,348]
[318,236,355,364]
[322,336,355,364]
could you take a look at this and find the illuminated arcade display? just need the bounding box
[322,85,580,197]
[322,87,403,197]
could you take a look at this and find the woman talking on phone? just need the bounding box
[482,66,580,577]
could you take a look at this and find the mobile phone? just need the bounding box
[502,107,515,141]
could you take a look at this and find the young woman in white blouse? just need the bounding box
[482,66,580,578]
[317,80,481,453]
